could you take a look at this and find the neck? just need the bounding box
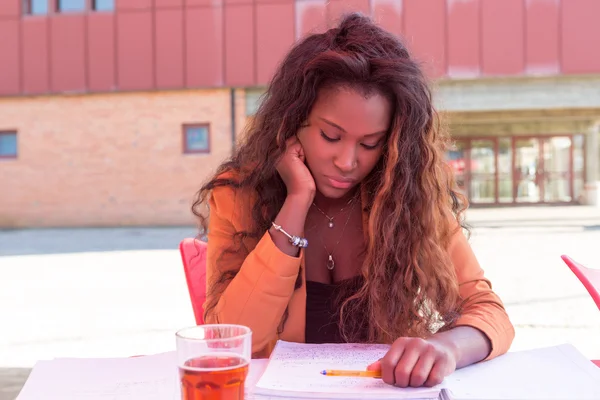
[313,186,360,211]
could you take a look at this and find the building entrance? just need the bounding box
[447,135,585,205]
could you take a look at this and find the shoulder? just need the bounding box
[208,170,257,230]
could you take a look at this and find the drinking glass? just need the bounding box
[176,324,252,400]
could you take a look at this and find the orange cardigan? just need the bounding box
[204,182,515,360]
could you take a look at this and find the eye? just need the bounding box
[320,129,339,143]
[361,142,381,150]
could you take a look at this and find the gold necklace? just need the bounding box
[319,199,357,271]
[311,195,357,229]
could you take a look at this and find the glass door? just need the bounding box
[542,137,572,202]
[498,138,513,203]
[447,135,579,205]
[514,138,541,203]
[446,140,468,197]
[470,139,497,203]
[573,135,585,202]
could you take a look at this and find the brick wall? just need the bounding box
[0,89,234,228]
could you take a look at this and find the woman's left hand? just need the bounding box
[367,337,458,388]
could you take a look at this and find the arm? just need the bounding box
[205,184,310,354]
[443,223,515,362]
[428,326,491,369]
[369,218,515,388]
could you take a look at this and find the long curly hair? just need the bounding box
[193,12,469,343]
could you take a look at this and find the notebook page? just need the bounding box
[443,344,600,400]
[254,341,441,399]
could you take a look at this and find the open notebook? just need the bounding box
[253,341,600,400]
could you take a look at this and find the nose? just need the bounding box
[333,143,358,173]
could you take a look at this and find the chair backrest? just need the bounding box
[179,238,208,325]
[561,255,600,311]
[561,255,600,368]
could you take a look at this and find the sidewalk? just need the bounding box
[0,370,29,400]
[465,205,600,228]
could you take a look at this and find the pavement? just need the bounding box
[2,205,600,399]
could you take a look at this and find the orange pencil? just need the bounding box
[320,369,382,378]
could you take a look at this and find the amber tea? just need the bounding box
[176,325,251,400]
[179,353,250,400]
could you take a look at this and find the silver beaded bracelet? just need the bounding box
[271,222,308,248]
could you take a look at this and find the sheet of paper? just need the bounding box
[443,344,600,400]
[17,352,287,400]
[17,352,180,400]
[254,341,441,399]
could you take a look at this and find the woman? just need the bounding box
[193,13,514,388]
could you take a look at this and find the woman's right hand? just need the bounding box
[276,136,316,201]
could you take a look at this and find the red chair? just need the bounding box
[560,255,600,367]
[561,255,600,311]
[179,238,208,325]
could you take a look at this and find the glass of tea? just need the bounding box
[176,324,252,400]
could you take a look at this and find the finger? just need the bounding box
[409,350,436,387]
[366,360,381,371]
[296,142,306,162]
[380,342,406,386]
[393,346,421,388]
[424,359,446,387]
[285,136,299,150]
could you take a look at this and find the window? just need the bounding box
[245,88,266,116]
[93,0,114,11]
[0,132,17,159]
[24,0,49,15]
[57,0,86,12]
[183,124,210,154]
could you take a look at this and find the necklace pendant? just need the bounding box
[328,219,334,228]
[327,254,335,270]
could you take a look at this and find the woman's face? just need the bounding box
[298,86,392,199]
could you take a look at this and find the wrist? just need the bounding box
[285,192,314,211]
[429,330,461,361]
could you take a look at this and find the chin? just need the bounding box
[315,182,354,199]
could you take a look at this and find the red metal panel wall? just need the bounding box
[327,0,369,28]
[403,0,446,78]
[224,4,255,86]
[155,0,183,7]
[0,20,20,96]
[561,0,600,74]
[22,18,50,95]
[155,8,184,89]
[371,0,403,39]
[525,0,559,75]
[50,15,86,93]
[88,13,116,92]
[481,0,525,76]
[0,0,20,17]
[295,0,327,38]
[225,0,251,5]
[256,3,295,85]
[185,7,224,87]
[117,11,155,91]
[117,0,153,10]
[7,0,600,97]
[447,0,480,78]
[187,0,222,5]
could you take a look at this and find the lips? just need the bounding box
[325,176,356,189]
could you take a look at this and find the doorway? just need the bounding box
[447,135,585,205]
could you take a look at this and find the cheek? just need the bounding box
[300,133,327,164]
[359,150,383,173]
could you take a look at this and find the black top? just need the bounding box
[305,276,369,344]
